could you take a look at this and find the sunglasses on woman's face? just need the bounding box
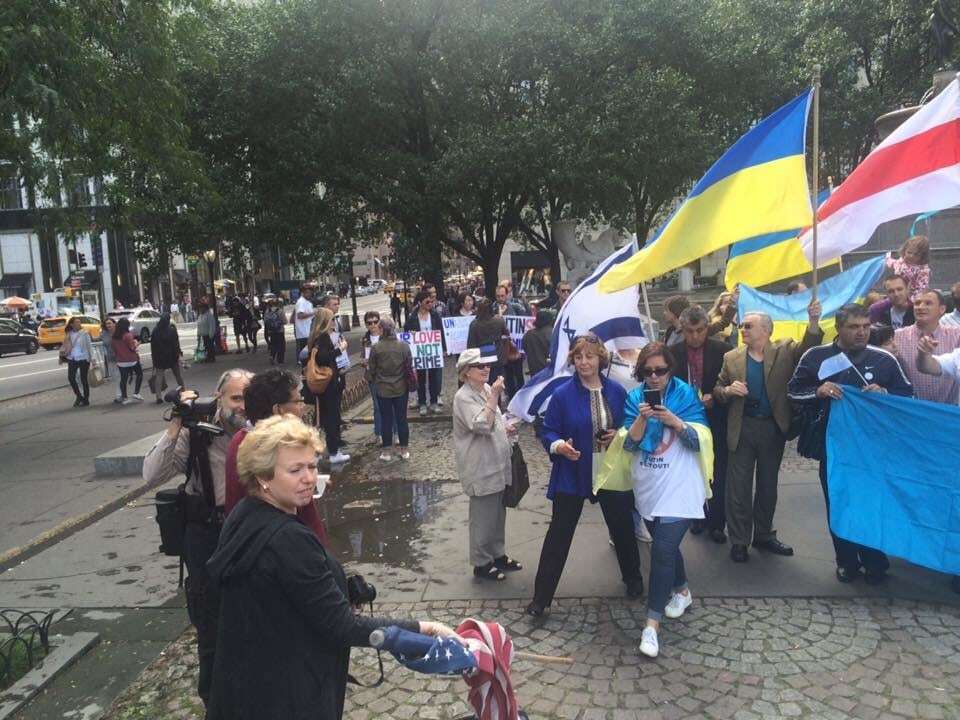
[642,366,671,378]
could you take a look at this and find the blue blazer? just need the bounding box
[540,374,627,499]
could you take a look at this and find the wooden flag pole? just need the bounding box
[811,64,822,301]
[640,281,656,340]
[514,650,574,665]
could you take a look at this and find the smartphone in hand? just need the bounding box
[643,389,662,408]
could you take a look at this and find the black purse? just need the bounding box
[503,444,529,508]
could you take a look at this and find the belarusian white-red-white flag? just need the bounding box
[800,75,960,263]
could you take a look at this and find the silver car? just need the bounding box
[106,307,167,342]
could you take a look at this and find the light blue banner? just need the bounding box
[827,387,960,574]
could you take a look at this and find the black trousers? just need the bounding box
[202,335,217,362]
[267,330,285,363]
[315,383,342,455]
[295,337,308,361]
[118,362,143,397]
[533,490,641,608]
[706,427,728,531]
[818,458,889,574]
[232,319,248,350]
[184,520,222,706]
[67,359,90,401]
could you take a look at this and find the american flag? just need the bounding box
[456,619,519,720]
[377,625,478,675]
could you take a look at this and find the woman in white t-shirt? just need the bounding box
[623,341,710,659]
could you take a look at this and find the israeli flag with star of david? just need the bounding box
[508,237,648,422]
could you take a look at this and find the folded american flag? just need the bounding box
[373,625,477,675]
[456,619,519,720]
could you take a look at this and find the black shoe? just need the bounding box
[525,601,545,618]
[626,579,644,599]
[79,398,89,407]
[864,569,888,586]
[836,566,860,583]
[73,398,82,407]
[690,520,705,535]
[710,529,727,544]
[753,538,794,556]
[731,544,749,563]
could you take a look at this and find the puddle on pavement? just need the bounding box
[316,467,457,571]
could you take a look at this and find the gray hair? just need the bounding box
[679,304,708,327]
[378,317,397,339]
[743,311,774,334]
[217,368,255,392]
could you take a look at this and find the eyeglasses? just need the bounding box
[739,322,753,330]
[365,320,380,326]
[642,366,671,378]
[558,288,571,294]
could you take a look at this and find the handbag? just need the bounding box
[87,360,106,388]
[502,444,529,508]
[193,344,206,363]
[306,348,335,394]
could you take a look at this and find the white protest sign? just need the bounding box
[442,316,474,355]
[400,329,445,370]
[503,315,535,354]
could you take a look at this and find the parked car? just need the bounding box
[106,307,166,342]
[0,317,39,356]
[37,315,103,350]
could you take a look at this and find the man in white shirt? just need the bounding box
[293,285,316,358]
[940,283,960,328]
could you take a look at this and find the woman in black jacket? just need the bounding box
[148,314,184,403]
[207,415,458,720]
[306,307,350,465]
[467,298,509,387]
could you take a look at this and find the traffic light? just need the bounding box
[92,239,103,268]
[77,252,87,267]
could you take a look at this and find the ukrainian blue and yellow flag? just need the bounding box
[599,91,813,293]
[737,255,886,343]
[724,189,832,291]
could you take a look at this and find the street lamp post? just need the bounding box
[203,249,217,297]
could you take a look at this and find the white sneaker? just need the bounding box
[132,393,143,401]
[639,627,659,658]
[329,452,351,464]
[122,398,136,405]
[378,452,393,462]
[664,590,693,619]
[436,397,444,406]
[399,450,410,460]
[419,405,427,416]
[429,404,440,414]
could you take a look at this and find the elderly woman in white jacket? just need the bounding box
[452,347,522,582]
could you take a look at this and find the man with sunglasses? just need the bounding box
[713,298,822,563]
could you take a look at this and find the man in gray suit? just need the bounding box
[713,298,822,563]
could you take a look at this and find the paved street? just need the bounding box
[3,361,959,719]
[0,293,389,402]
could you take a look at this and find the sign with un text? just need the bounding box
[441,316,474,355]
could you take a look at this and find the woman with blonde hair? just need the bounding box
[305,307,350,465]
[207,415,459,720]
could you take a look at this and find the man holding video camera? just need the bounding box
[143,368,253,707]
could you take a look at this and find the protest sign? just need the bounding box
[503,315,535,353]
[400,329,445,370]
[442,316,474,355]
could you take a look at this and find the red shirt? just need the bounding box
[224,428,329,544]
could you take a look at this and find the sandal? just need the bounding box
[495,555,523,572]
[473,563,505,582]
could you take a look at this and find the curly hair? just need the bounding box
[244,369,301,424]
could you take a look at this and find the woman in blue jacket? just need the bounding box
[526,334,643,617]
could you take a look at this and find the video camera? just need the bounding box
[162,388,224,436]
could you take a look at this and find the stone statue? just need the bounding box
[931,0,959,69]
[551,220,624,288]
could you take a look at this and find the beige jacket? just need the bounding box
[452,383,511,497]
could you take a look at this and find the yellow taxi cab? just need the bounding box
[38,314,103,350]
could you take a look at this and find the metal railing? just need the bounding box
[0,609,55,687]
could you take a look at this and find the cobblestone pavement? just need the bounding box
[104,596,960,720]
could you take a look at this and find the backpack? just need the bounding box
[264,310,283,333]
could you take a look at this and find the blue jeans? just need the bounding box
[378,394,409,448]
[643,518,691,621]
[369,381,382,436]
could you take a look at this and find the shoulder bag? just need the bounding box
[306,347,334,394]
[502,444,529,508]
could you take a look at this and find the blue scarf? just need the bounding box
[623,376,707,454]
